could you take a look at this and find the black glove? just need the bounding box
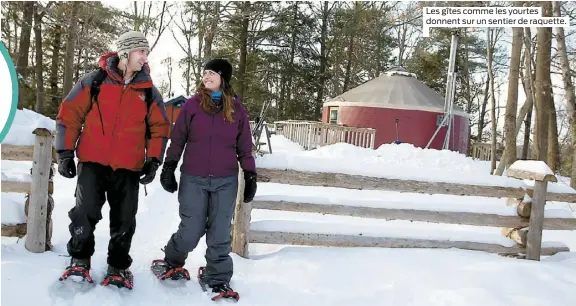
[57,150,76,179]
[160,160,178,193]
[243,171,257,203]
[139,157,160,185]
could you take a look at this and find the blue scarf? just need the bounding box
[211,91,222,104]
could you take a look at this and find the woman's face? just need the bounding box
[203,70,222,91]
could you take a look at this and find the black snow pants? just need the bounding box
[67,162,140,270]
[163,174,238,286]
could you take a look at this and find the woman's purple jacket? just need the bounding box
[163,93,256,178]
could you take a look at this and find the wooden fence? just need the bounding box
[1,128,56,253]
[470,142,493,161]
[470,142,528,161]
[231,160,576,261]
[273,120,376,150]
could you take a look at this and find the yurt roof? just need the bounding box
[324,67,468,117]
[165,95,187,106]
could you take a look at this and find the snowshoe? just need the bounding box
[198,266,240,302]
[100,265,133,290]
[59,257,94,283]
[150,259,191,281]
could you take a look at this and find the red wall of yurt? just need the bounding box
[322,106,469,154]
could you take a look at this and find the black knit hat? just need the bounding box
[204,58,233,84]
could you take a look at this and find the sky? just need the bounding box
[101,1,571,140]
[101,1,191,99]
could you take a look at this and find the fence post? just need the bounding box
[25,128,53,253]
[306,123,314,150]
[525,177,551,260]
[370,130,376,149]
[504,160,557,261]
[231,167,251,258]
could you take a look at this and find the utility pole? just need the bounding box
[426,32,459,150]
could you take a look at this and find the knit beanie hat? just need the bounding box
[204,59,233,84]
[116,30,150,60]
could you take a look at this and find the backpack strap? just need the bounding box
[89,68,108,105]
[88,68,108,135]
[144,87,154,140]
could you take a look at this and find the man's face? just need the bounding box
[127,49,149,72]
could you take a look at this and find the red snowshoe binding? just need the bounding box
[150,259,191,281]
[100,265,134,290]
[198,266,240,302]
[59,257,94,283]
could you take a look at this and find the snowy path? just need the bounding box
[3,167,576,306]
[1,157,576,305]
[2,169,576,306]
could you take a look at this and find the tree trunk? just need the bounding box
[48,24,62,117]
[343,2,360,92]
[516,25,535,138]
[522,26,537,159]
[477,79,489,141]
[190,3,204,82]
[13,3,19,55]
[279,73,286,119]
[522,106,533,159]
[495,27,522,175]
[462,29,474,154]
[547,98,559,171]
[285,2,298,117]
[4,3,12,53]
[33,3,45,114]
[314,1,329,120]
[516,70,534,137]
[487,28,497,174]
[203,2,220,59]
[195,3,204,82]
[533,1,553,162]
[552,0,576,186]
[62,2,80,97]
[74,31,83,82]
[236,1,250,101]
[16,1,34,110]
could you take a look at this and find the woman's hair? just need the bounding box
[196,80,236,123]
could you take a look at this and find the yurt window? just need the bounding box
[329,107,339,124]
[436,114,445,127]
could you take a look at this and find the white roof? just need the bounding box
[324,67,468,117]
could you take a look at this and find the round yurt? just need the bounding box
[321,67,470,154]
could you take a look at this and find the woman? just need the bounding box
[151,58,257,300]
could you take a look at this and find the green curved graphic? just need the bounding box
[0,41,18,143]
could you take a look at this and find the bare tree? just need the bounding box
[495,25,523,175]
[16,2,34,109]
[533,1,553,162]
[62,2,80,96]
[553,0,576,187]
[487,27,497,174]
[133,1,174,52]
[171,2,195,95]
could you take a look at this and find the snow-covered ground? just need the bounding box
[2,109,576,305]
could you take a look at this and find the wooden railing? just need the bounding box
[470,142,528,161]
[470,142,493,160]
[1,128,56,253]
[231,160,576,261]
[274,120,376,150]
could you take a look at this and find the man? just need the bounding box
[55,30,170,289]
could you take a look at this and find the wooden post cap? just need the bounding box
[32,128,54,137]
[505,160,557,183]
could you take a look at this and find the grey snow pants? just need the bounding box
[163,173,238,286]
